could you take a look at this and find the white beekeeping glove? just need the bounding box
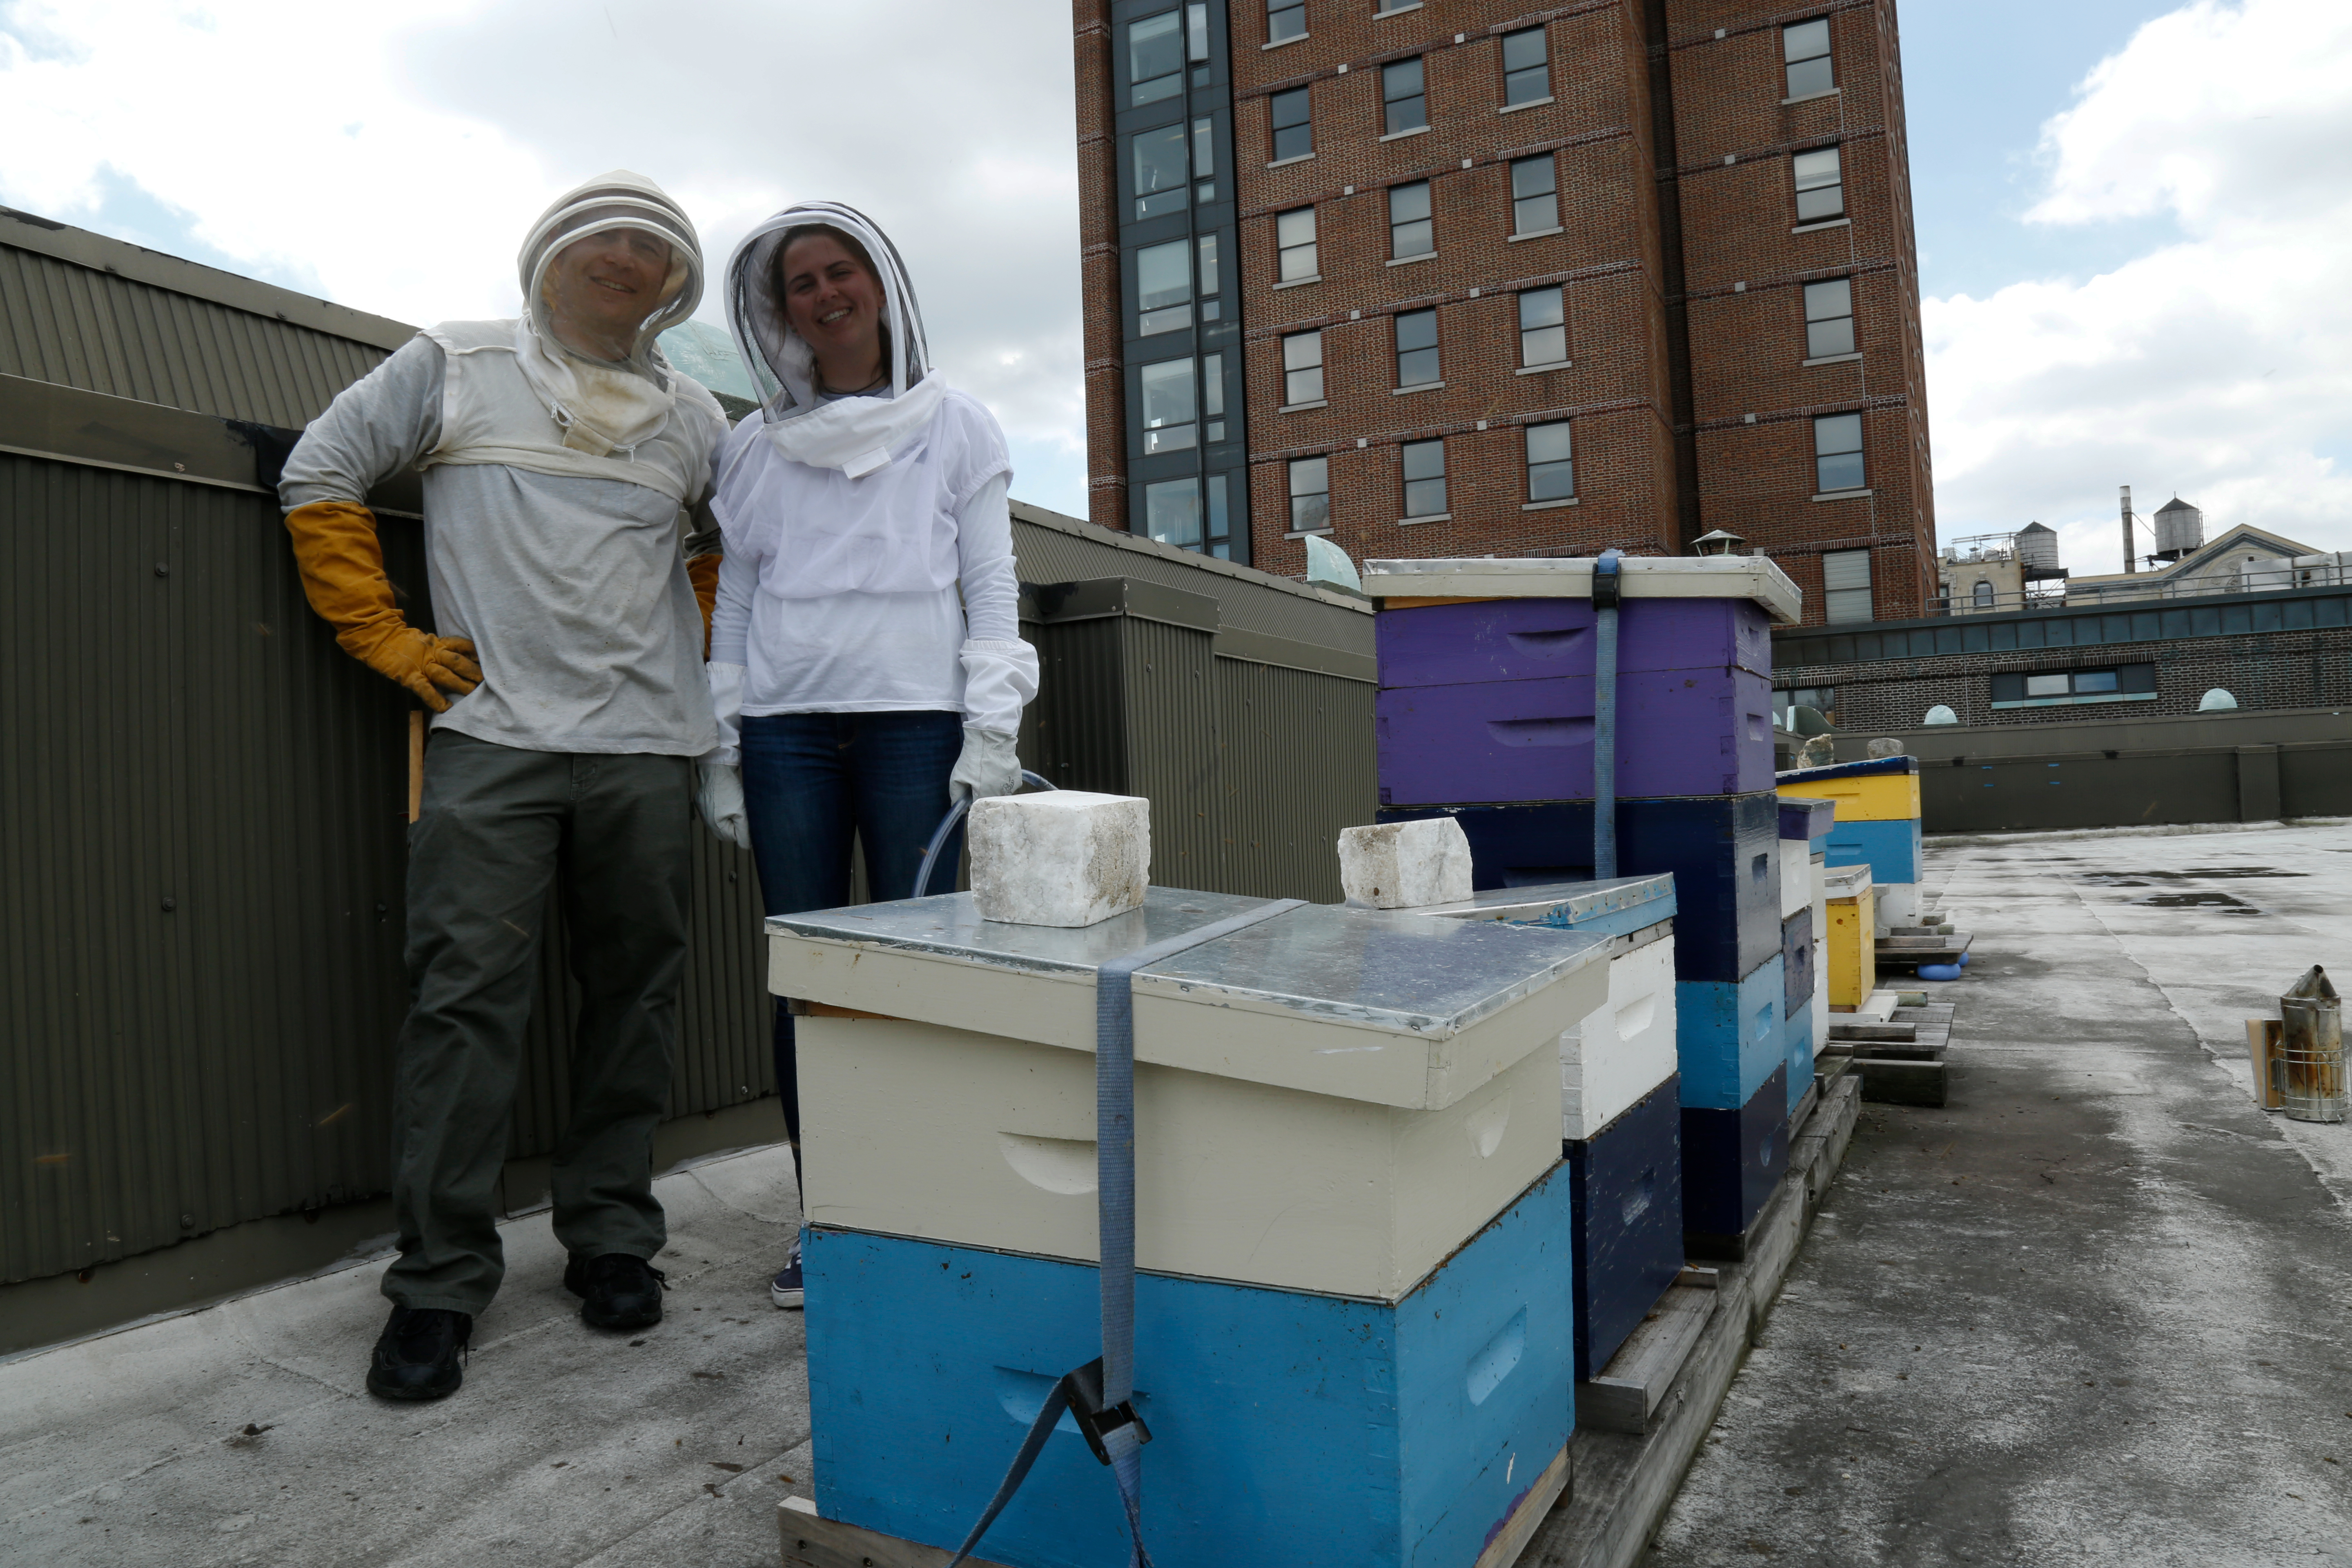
[949,727,1022,804]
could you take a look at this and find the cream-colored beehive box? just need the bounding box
[1779,836,1812,920]
[770,888,1613,1303]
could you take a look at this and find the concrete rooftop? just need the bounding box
[1648,820,2352,1567]
[4,822,2349,1568]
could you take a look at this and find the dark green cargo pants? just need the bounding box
[383,730,693,1315]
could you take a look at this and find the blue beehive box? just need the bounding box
[1682,1064,1791,1245]
[1563,1077,1682,1380]
[803,1165,1575,1568]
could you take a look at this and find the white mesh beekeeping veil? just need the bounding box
[512,169,705,456]
[725,201,932,427]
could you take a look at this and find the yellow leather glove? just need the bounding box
[687,552,721,659]
[285,500,482,713]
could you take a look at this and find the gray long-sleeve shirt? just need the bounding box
[281,335,717,757]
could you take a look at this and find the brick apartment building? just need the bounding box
[1073,0,1936,624]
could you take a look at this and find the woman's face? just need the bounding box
[780,232,885,383]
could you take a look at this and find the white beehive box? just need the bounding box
[1557,930,1679,1141]
[1779,836,1812,920]
[770,889,1614,1301]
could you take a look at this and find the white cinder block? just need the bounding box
[1339,818,1473,909]
[1875,882,1920,929]
[1560,935,1679,1140]
[797,1014,1563,1302]
[1779,839,1811,920]
[969,791,1151,927]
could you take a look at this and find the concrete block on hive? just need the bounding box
[968,791,1150,927]
[1338,817,1472,909]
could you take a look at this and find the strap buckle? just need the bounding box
[1062,1358,1152,1467]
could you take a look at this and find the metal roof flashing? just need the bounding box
[2,207,416,352]
[1363,555,1802,624]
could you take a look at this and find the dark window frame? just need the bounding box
[1394,307,1440,387]
[1270,86,1314,161]
[1382,56,1428,136]
[1401,438,1447,519]
[1501,26,1550,106]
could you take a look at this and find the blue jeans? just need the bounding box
[739,710,964,1170]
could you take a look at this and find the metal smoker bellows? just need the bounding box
[2279,965,2344,1124]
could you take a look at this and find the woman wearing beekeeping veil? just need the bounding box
[695,202,1039,1310]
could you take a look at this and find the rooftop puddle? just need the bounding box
[2131,890,2259,913]
[2079,867,2305,887]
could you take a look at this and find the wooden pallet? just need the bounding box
[778,1444,1572,1568]
[1874,931,1973,968]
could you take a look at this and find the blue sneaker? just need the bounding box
[769,1248,803,1310]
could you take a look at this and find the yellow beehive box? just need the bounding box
[1778,770,1921,823]
[1823,864,1877,1009]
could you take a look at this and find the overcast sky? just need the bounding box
[2,0,2345,567]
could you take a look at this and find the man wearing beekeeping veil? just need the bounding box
[279,172,730,1401]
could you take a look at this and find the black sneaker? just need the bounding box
[769,1248,803,1310]
[564,1252,668,1331]
[366,1306,472,1401]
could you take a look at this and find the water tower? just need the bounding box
[2015,521,2061,576]
[2151,497,2203,563]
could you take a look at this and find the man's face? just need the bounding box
[545,226,673,347]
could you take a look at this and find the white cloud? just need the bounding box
[0,0,1088,515]
[1923,0,2352,567]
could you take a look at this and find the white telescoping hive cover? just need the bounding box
[768,886,1615,1111]
[1361,554,1802,624]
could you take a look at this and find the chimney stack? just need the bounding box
[2120,484,2136,575]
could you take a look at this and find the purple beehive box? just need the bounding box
[1376,667,1773,806]
[1376,597,1771,690]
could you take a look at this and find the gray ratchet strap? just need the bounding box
[945,897,1305,1568]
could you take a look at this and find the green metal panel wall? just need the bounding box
[1213,658,1374,903]
[1020,588,1375,904]
[0,453,768,1286]
[0,245,392,427]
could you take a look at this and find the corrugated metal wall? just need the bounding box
[0,452,770,1287]
[0,245,391,427]
[1022,597,1376,906]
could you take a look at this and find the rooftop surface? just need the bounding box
[4,824,2348,1568]
[1648,821,2352,1566]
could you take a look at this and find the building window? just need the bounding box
[1205,473,1233,559]
[1783,18,1833,98]
[1803,277,1854,359]
[1188,1,1210,65]
[1130,11,1184,106]
[1276,206,1317,281]
[1510,154,1557,235]
[1813,412,1864,493]
[1270,87,1313,161]
[1501,26,1549,105]
[1196,233,1222,318]
[1192,116,1217,204]
[1382,58,1427,135]
[1776,686,1836,726]
[1267,0,1305,44]
[1289,455,1330,533]
[1282,330,1324,405]
[1822,548,1872,623]
[1525,421,1573,501]
[1519,287,1566,367]
[1136,239,1192,336]
[1144,477,1203,549]
[1990,664,2157,708]
[1134,122,1189,220]
[1793,145,1844,223]
[1394,308,1439,387]
[1201,352,1226,441]
[1402,439,1447,519]
[1389,180,1433,258]
[1139,359,1198,454]
[1971,579,1995,608]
